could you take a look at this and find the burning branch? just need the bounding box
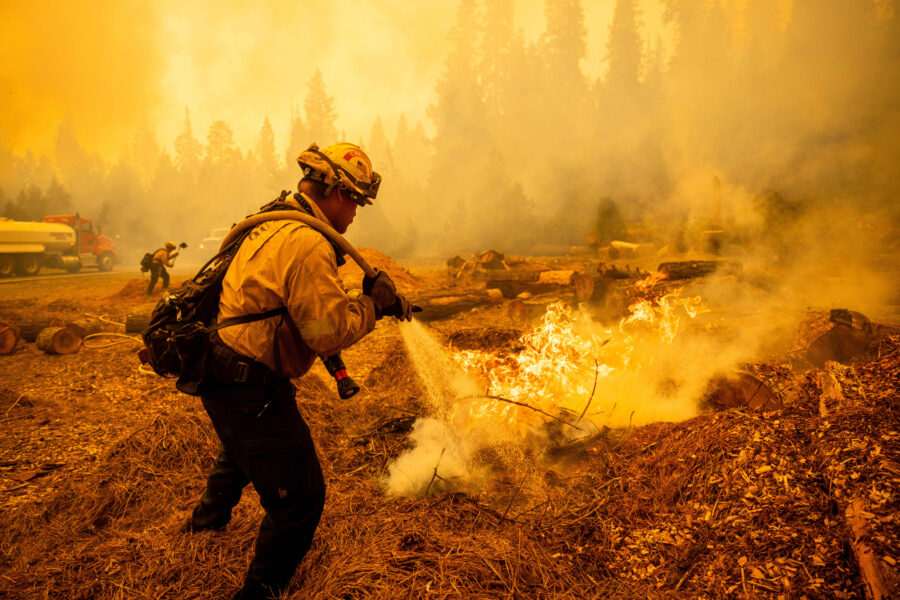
[457,394,584,431]
[423,447,446,497]
[577,341,608,424]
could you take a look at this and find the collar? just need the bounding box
[289,192,346,266]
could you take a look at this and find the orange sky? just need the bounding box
[1,0,673,161]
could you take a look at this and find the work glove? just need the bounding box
[383,294,415,322]
[363,270,399,320]
[363,271,422,321]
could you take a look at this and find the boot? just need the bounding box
[230,580,281,600]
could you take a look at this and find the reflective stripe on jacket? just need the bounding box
[215,196,377,377]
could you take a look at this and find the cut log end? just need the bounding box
[36,326,83,355]
[0,322,19,355]
[125,313,152,335]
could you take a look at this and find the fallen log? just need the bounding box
[845,497,889,600]
[473,270,541,282]
[0,322,19,355]
[792,309,900,367]
[65,317,111,339]
[485,272,594,302]
[125,312,152,334]
[596,263,648,280]
[17,319,66,343]
[486,280,559,299]
[36,326,82,355]
[413,295,493,322]
[610,240,654,258]
[657,260,742,280]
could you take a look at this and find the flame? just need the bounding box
[448,291,708,435]
[634,271,668,291]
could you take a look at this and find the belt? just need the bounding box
[208,332,279,386]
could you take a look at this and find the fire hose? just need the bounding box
[219,209,419,400]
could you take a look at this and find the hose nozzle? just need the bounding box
[321,353,360,399]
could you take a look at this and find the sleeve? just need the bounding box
[164,251,175,267]
[284,237,377,357]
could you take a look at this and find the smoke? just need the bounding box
[0,1,165,158]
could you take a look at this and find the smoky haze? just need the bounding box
[1,0,898,311]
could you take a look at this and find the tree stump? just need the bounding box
[125,312,152,334]
[0,322,19,355]
[36,326,82,355]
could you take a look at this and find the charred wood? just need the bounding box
[657,260,742,280]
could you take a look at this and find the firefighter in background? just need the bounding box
[145,241,178,295]
[183,142,412,600]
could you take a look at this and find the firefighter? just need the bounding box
[145,241,178,295]
[183,142,412,600]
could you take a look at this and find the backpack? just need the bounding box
[138,203,291,396]
[137,192,350,396]
[139,251,158,273]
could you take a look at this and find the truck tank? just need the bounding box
[0,220,76,253]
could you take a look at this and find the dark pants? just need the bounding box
[192,377,326,598]
[146,264,170,295]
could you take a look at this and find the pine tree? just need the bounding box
[255,116,279,184]
[128,120,162,186]
[305,70,338,145]
[604,0,643,98]
[479,0,517,127]
[541,0,589,94]
[367,116,393,178]
[174,107,202,173]
[285,106,308,167]
[205,120,238,167]
[427,0,490,248]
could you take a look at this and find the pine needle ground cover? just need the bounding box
[0,266,897,599]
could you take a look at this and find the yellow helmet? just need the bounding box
[297,142,381,205]
[165,241,177,250]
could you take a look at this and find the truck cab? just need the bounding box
[43,214,118,272]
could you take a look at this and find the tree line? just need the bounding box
[2,0,897,262]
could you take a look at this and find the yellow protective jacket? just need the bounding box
[215,195,377,378]
[152,248,175,268]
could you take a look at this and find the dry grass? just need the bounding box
[0,267,898,599]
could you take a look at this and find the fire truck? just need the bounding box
[0,213,118,277]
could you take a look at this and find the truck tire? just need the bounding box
[0,255,14,278]
[97,252,114,272]
[15,254,41,276]
[65,261,82,273]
